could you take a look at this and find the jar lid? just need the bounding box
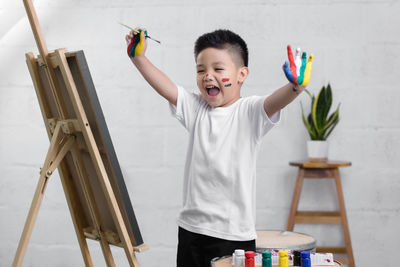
[279,250,288,257]
[234,249,245,256]
[301,251,310,258]
[262,251,271,258]
[245,251,255,258]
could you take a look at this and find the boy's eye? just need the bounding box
[197,70,204,73]
[215,68,224,71]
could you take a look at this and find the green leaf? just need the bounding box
[324,115,340,139]
[312,86,324,135]
[307,112,312,125]
[302,110,313,139]
[301,102,316,139]
[316,85,328,129]
[321,103,340,133]
[304,88,313,99]
[321,83,332,126]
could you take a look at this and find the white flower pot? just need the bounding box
[307,140,329,162]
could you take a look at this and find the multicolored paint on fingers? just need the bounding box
[287,45,298,85]
[296,52,307,85]
[294,47,302,76]
[301,54,313,86]
[283,61,294,84]
[127,29,148,59]
[282,45,314,86]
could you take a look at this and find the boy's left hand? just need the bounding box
[282,45,313,87]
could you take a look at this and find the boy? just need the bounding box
[125,28,312,267]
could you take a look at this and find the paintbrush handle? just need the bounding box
[118,22,161,44]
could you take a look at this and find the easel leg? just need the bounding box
[286,168,305,231]
[57,163,94,267]
[13,123,69,267]
[100,242,116,267]
[12,171,49,267]
[69,142,116,266]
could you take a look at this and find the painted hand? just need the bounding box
[282,45,313,86]
[126,28,148,59]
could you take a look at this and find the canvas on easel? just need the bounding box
[12,1,147,266]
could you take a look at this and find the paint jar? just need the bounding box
[279,250,288,267]
[262,251,272,267]
[301,251,311,267]
[234,249,245,267]
[293,251,301,267]
[245,251,255,267]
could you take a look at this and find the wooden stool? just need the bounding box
[286,160,355,267]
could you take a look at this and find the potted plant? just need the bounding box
[301,83,340,162]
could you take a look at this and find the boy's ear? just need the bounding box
[237,66,250,84]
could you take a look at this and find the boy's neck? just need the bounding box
[217,95,242,108]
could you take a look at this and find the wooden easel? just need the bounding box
[13,1,147,266]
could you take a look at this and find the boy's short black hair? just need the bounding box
[194,29,248,67]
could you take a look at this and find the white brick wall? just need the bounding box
[1,0,399,266]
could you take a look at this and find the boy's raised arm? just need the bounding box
[126,28,178,106]
[264,83,304,118]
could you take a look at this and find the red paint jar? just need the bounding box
[245,251,255,267]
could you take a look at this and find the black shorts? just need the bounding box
[177,227,256,267]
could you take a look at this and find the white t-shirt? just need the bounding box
[169,85,282,241]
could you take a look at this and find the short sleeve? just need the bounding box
[247,95,282,141]
[169,85,202,132]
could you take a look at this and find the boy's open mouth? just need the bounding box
[206,85,220,97]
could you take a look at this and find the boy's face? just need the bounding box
[196,47,249,107]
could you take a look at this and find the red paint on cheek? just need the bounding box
[222,78,230,82]
[206,74,209,77]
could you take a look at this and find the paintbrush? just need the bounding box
[118,22,161,44]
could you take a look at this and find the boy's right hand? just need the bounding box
[125,27,148,60]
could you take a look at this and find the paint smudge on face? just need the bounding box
[222,78,229,82]
[206,74,209,77]
[224,83,232,87]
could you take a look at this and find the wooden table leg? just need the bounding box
[286,168,305,231]
[333,168,355,267]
